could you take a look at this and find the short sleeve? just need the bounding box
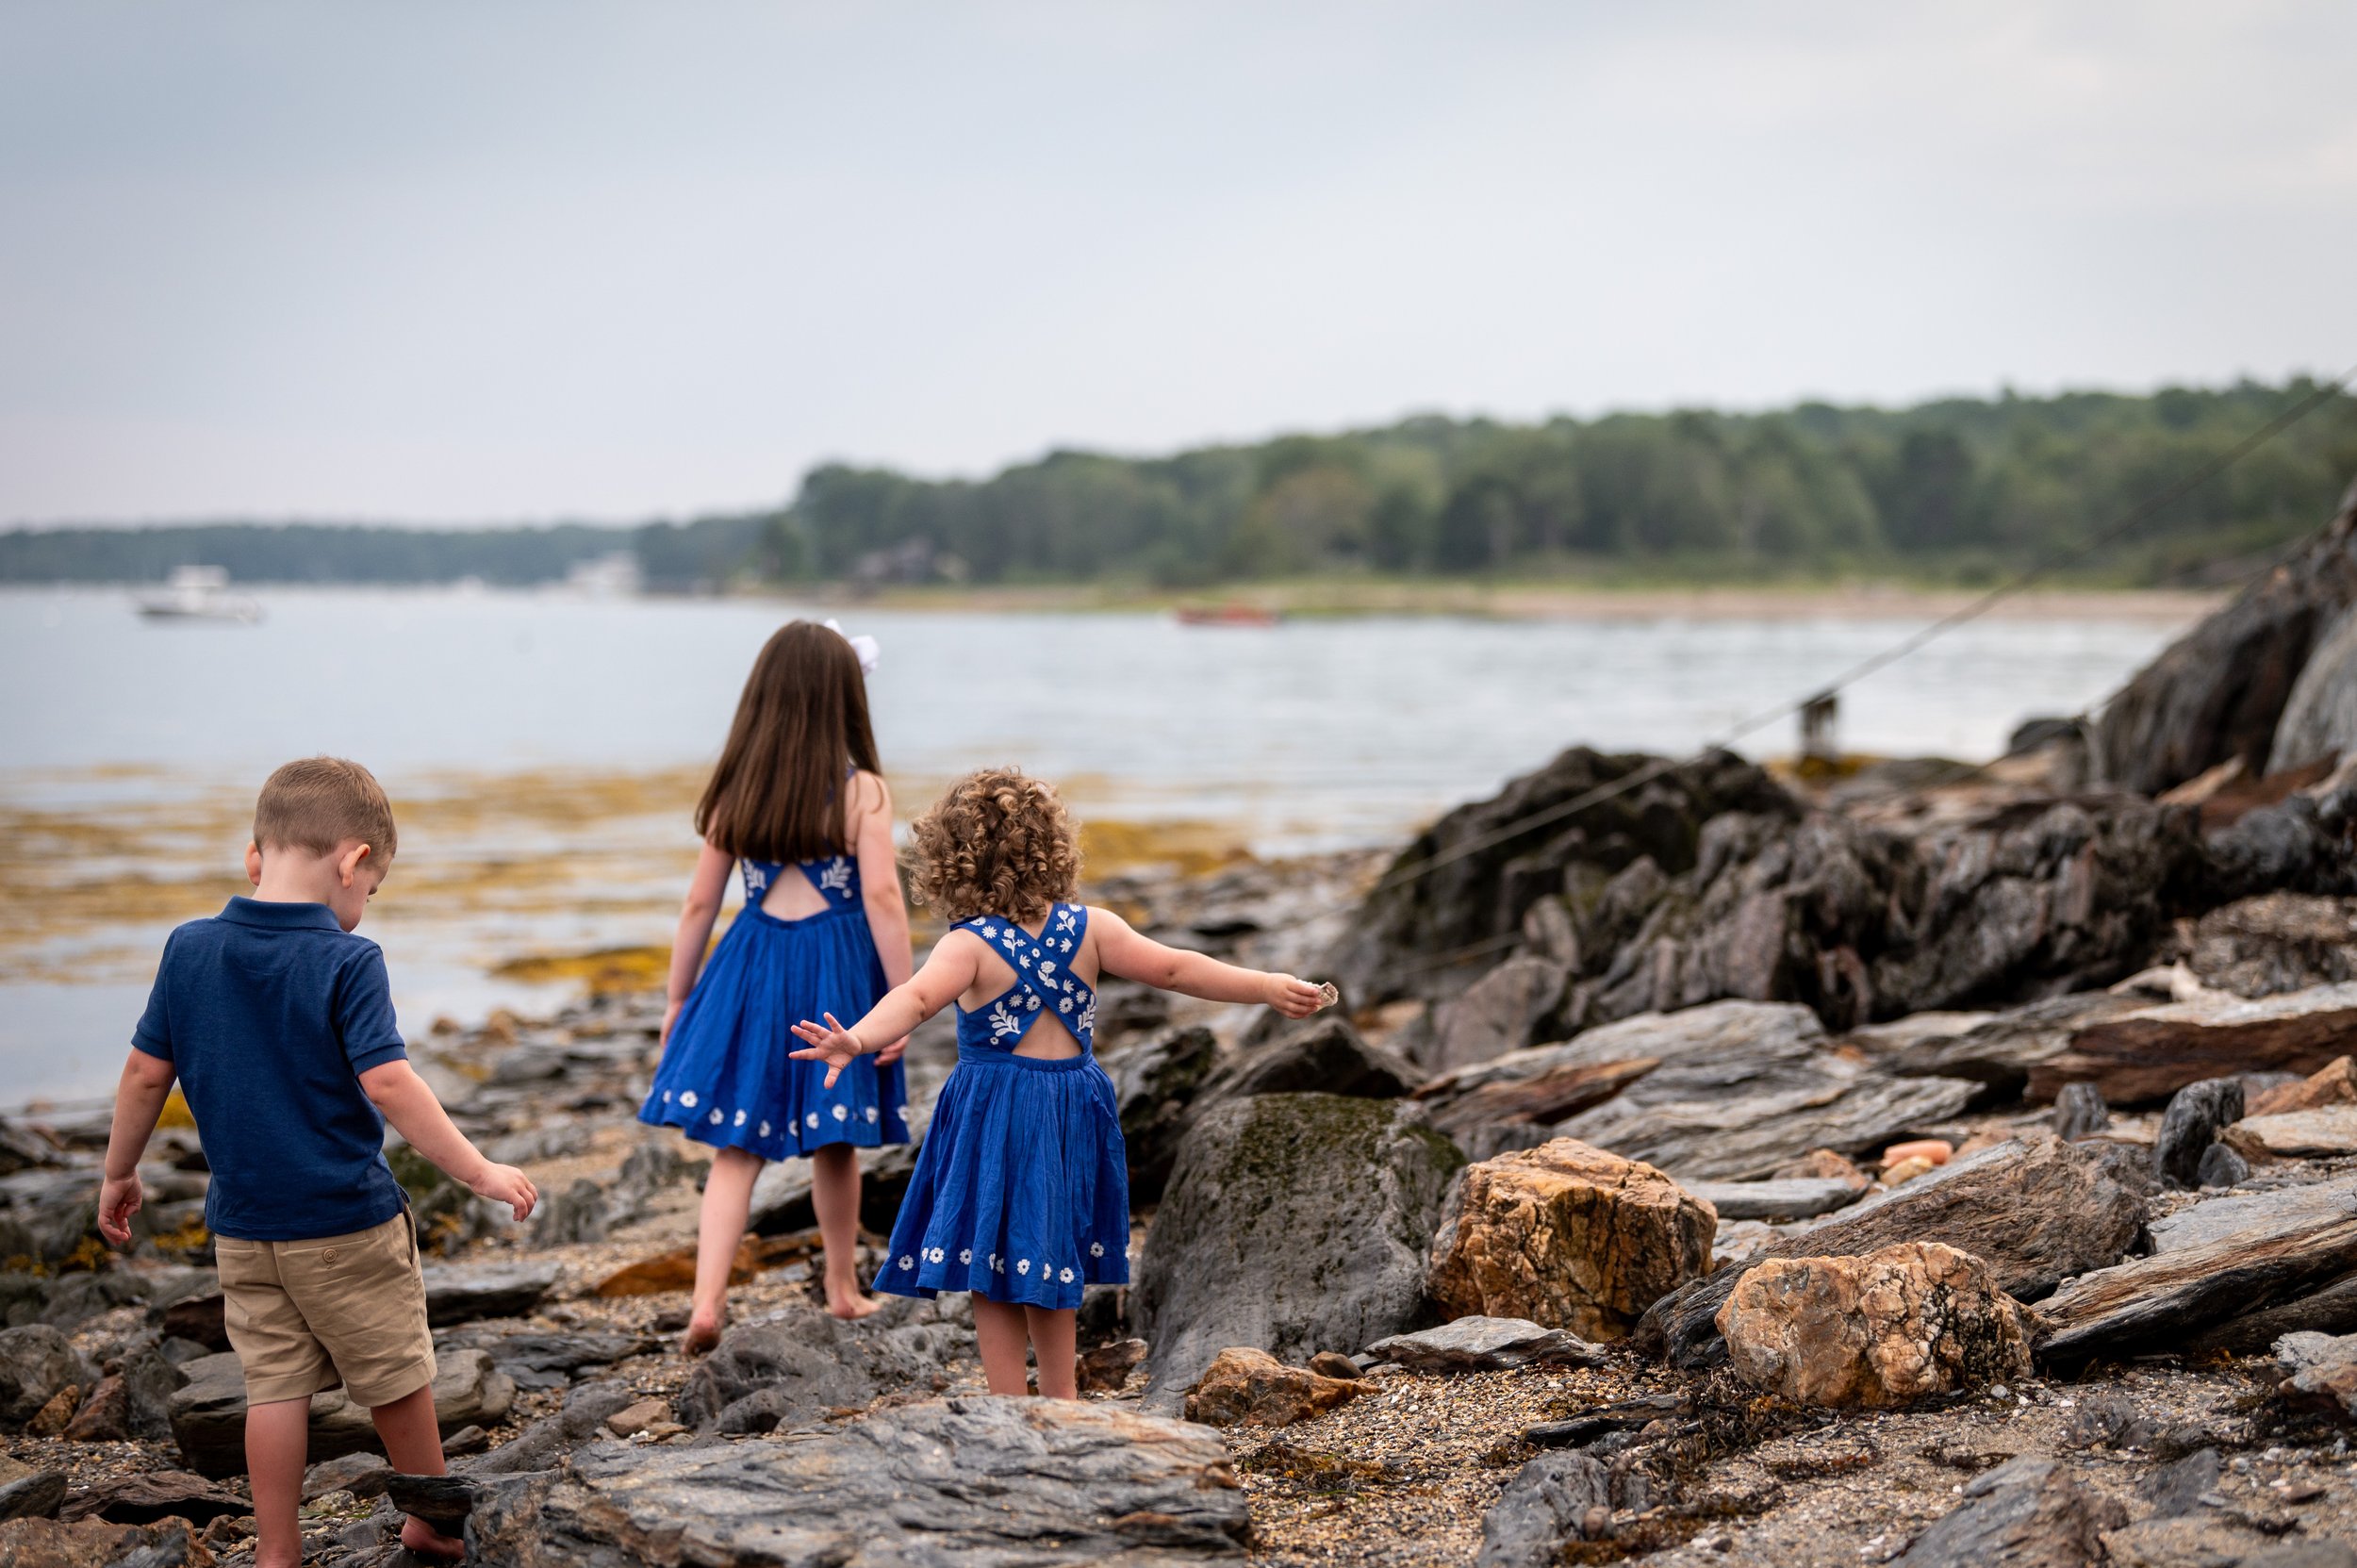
[130,935,174,1062]
[336,946,409,1074]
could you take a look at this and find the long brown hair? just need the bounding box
[695,621,881,863]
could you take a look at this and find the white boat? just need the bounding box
[134,566,263,623]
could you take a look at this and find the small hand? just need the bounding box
[658,999,684,1049]
[97,1175,143,1247]
[1263,973,1330,1019]
[470,1163,539,1222]
[789,1013,864,1089]
[873,1034,909,1067]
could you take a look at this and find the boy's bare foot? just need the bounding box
[825,1284,882,1320]
[683,1306,726,1355]
[400,1514,467,1560]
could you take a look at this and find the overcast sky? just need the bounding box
[3,2,2353,525]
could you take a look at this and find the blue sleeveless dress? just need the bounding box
[639,852,909,1160]
[876,903,1129,1310]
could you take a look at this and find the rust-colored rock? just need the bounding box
[2028,983,2357,1105]
[1427,1138,1716,1341]
[1183,1347,1366,1428]
[24,1386,78,1439]
[594,1231,817,1297]
[1716,1242,2032,1409]
[1774,1148,1871,1190]
[2249,1054,2357,1117]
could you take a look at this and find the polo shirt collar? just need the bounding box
[220,896,343,932]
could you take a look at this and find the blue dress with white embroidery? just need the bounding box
[638,852,909,1160]
[876,902,1129,1311]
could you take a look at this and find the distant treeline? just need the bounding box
[8,381,2353,589]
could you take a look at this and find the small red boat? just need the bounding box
[1174,604,1282,627]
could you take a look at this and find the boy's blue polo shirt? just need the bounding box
[132,897,410,1241]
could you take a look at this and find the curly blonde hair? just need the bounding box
[909,767,1082,924]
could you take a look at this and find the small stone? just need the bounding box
[2196,1142,2250,1189]
[2140,1448,2221,1518]
[1306,1351,1361,1381]
[301,1450,394,1503]
[1774,1148,1871,1190]
[2052,1082,2108,1141]
[442,1424,490,1456]
[2152,1077,2244,1189]
[1882,1156,1936,1187]
[24,1384,78,1437]
[1183,1347,1365,1428]
[603,1398,671,1439]
[1364,1316,1606,1373]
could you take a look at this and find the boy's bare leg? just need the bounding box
[369,1382,464,1560]
[810,1144,879,1319]
[1026,1305,1079,1399]
[688,1147,762,1351]
[972,1298,1036,1395]
[245,1395,311,1568]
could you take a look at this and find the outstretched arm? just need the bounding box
[790,933,986,1087]
[661,840,735,1048]
[98,1049,177,1246]
[1092,907,1327,1016]
[360,1060,538,1221]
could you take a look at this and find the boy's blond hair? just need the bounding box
[254,757,399,860]
[909,767,1080,924]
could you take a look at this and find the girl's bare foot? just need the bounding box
[825,1279,882,1319]
[684,1305,726,1354]
[400,1514,467,1560]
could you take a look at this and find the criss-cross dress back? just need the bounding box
[952,903,1096,1053]
[738,851,862,913]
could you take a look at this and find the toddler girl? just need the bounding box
[791,767,1327,1397]
[642,620,912,1345]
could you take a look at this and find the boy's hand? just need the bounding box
[97,1175,144,1246]
[1263,973,1331,1019]
[789,1014,864,1089]
[470,1164,538,1222]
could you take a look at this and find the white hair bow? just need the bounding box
[823,619,881,676]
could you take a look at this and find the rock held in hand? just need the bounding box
[1716,1242,2032,1409]
[1183,1347,1365,1428]
[1426,1138,1715,1341]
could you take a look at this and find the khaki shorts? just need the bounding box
[215,1211,437,1408]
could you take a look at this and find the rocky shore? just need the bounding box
[4,487,2357,1567]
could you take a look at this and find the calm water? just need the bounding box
[0,585,2193,1100]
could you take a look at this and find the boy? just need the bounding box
[97,756,536,1567]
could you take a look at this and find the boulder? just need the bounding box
[168,1346,513,1477]
[2225,1105,2357,1161]
[1183,1347,1365,1428]
[1681,1179,1864,1222]
[1475,1451,1612,1568]
[1426,1138,1715,1342]
[673,1299,969,1433]
[2189,895,2357,998]
[2096,478,2357,794]
[2276,1329,2357,1421]
[461,1398,1252,1565]
[2028,982,2357,1105]
[2152,1077,2244,1188]
[1642,1134,2150,1368]
[0,1325,92,1428]
[2269,602,2357,774]
[302,1449,395,1503]
[1716,1243,2032,1408]
[1363,1316,1605,1373]
[2037,1206,2357,1364]
[1099,1025,1220,1203]
[1888,1455,2125,1568]
[2249,1054,2357,1116]
[1134,1094,1463,1406]
[420,1259,561,1326]
[1192,1015,1418,1108]
[1426,956,1571,1073]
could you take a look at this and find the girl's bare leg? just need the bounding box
[811,1143,880,1319]
[972,1297,1036,1395]
[689,1147,762,1352]
[1026,1305,1079,1399]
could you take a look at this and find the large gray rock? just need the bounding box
[1426,956,1571,1073]
[1475,1451,1611,1568]
[421,1260,560,1327]
[168,1346,513,1477]
[1100,1025,1221,1204]
[673,1299,970,1433]
[2029,982,2357,1105]
[434,1326,654,1391]
[2270,602,2357,775]
[0,1324,92,1428]
[464,1398,1250,1566]
[2276,1329,2357,1421]
[1889,1455,2124,1568]
[1195,1015,1418,1107]
[2152,1076,2244,1189]
[1134,1094,1462,1406]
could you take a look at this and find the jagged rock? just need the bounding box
[1888,1455,2126,1568]
[606,1141,688,1221]
[1642,1134,2150,1369]
[0,1457,66,1522]
[1363,1316,1605,1373]
[1099,1025,1220,1203]
[58,1470,246,1526]
[2138,1446,2220,1517]
[57,1376,124,1443]
[2098,478,2357,793]
[603,1396,671,1438]
[25,1385,76,1437]
[1414,1056,1658,1161]
[2051,1082,2108,1140]
[2029,982,2357,1104]
[2196,1143,2250,1189]
[1078,1338,1148,1395]
[466,1380,642,1476]
[1886,993,2144,1101]
[2152,1077,2244,1188]
[168,1346,513,1477]
[1681,1179,1864,1221]
[673,1300,969,1433]
[2249,1054,2357,1116]
[0,1517,199,1567]
[1426,1138,1714,1342]
[462,1398,1252,1565]
[1183,1347,1364,1428]
[436,1326,655,1390]
[2270,602,2357,773]
[158,1293,227,1352]
[1475,1451,1611,1568]
[1717,1242,2032,1408]
[527,1179,610,1247]
[0,1122,58,1178]
[420,1259,560,1326]
[0,1325,92,1429]
[1521,1393,1688,1450]
[1134,1094,1463,1406]
[2227,1106,2357,1161]
[302,1450,394,1503]
[2152,1173,2357,1253]
[2190,895,2357,998]
[18,1271,151,1334]
[1426,956,1571,1073]
[2276,1329,2357,1420]
[1193,1015,1418,1109]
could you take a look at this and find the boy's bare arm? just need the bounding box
[98,1049,177,1246]
[1093,908,1327,1015]
[358,1060,538,1220]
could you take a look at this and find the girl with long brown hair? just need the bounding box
[639,620,912,1345]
